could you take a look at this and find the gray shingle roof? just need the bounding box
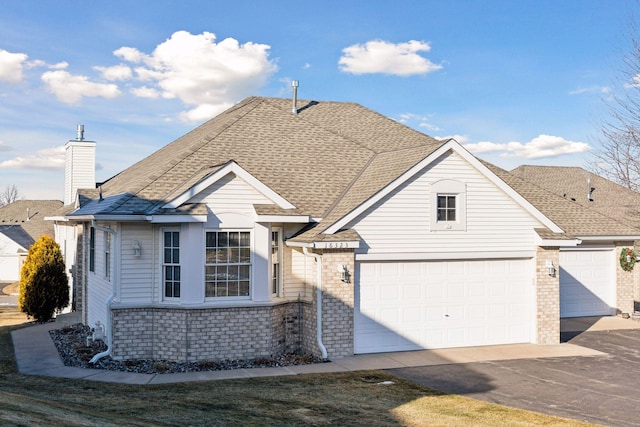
[71,97,441,224]
[511,165,640,231]
[0,200,63,249]
[67,96,640,242]
[486,163,640,237]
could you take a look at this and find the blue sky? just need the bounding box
[0,0,635,199]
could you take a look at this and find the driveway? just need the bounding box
[390,320,640,427]
[0,282,17,306]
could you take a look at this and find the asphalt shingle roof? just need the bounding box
[0,200,62,249]
[67,96,640,242]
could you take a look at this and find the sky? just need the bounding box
[0,0,636,200]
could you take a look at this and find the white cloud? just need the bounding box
[339,40,442,76]
[463,134,591,159]
[114,31,277,122]
[178,102,233,122]
[41,70,121,103]
[131,85,161,98]
[94,64,132,81]
[439,134,470,144]
[0,49,28,84]
[569,85,611,95]
[397,112,441,131]
[0,146,65,169]
[113,46,146,63]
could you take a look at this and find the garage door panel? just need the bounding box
[355,259,533,353]
[560,249,614,318]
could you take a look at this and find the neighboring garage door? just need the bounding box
[559,248,615,318]
[354,259,534,354]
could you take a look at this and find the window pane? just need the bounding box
[217,232,228,248]
[239,248,251,263]
[228,232,239,247]
[206,248,217,264]
[240,232,250,246]
[239,281,250,296]
[239,265,250,281]
[216,282,228,297]
[448,210,456,221]
[206,232,216,247]
[229,247,240,263]
[437,196,447,208]
[448,196,456,208]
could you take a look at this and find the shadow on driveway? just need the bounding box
[390,327,640,427]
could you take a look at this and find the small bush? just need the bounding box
[18,235,69,322]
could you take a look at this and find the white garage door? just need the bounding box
[354,259,534,354]
[560,248,615,318]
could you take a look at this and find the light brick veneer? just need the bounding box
[111,303,295,362]
[536,246,560,344]
[615,242,636,316]
[319,249,354,358]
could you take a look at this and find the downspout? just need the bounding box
[89,220,118,364]
[302,246,328,360]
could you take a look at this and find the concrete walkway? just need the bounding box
[11,315,635,385]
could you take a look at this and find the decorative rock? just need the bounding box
[49,324,321,374]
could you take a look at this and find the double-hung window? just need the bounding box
[89,226,95,273]
[163,230,181,299]
[104,231,111,280]
[205,231,251,298]
[271,229,282,296]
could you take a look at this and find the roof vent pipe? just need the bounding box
[291,80,299,114]
[76,124,85,141]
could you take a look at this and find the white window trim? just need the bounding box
[430,179,466,231]
[204,229,252,301]
[104,230,111,280]
[271,227,283,298]
[161,227,181,301]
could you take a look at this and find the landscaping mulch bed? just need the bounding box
[49,323,322,374]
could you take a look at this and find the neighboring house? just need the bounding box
[55,96,640,363]
[0,200,63,281]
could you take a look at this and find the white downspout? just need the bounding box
[89,220,118,364]
[303,246,328,360]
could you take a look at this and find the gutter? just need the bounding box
[89,220,118,364]
[302,247,328,360]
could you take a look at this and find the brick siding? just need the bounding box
[536,246,559,344]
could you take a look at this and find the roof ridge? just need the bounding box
[320,153,378,219]
[108,98,266,213]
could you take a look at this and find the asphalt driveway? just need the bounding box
[390,326,640,427]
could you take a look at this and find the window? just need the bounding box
[89,226,95,272]
[205,231,251,298]
[437,195,456,221]
[104,231,111,279]
[272,229,281,295]
[163,231,180,299]
[431,179,466,231]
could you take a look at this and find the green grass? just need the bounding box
[0,307,597,426]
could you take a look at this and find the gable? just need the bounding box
[346,150,545,256]
[189,172,273,214]
[163,162,294,211]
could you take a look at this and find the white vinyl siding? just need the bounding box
[119,223,155,303]
[86,226,114,331]
[190,173,272,217]
[0,234,24,281]
[283,247,314,301]
[348,151,543,255]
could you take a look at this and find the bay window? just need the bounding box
[205,230,251,298]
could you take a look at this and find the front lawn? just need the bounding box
[0,307,594,426]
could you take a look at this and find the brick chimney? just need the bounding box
[64,125,96,205]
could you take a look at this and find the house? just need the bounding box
[0,199,63,282]
[54,95,640,363]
